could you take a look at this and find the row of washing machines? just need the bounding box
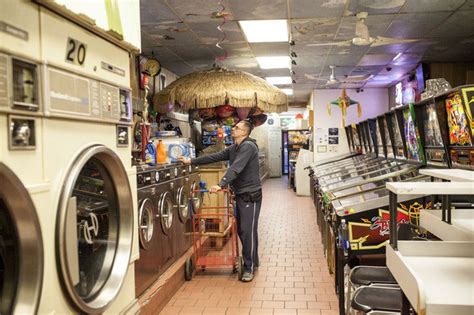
[135,163,202,297]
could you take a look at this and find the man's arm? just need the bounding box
[191,147,231,165]
[178,147,230,166]
[218,142,255,187]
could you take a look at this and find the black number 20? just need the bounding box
[66,38,86,66]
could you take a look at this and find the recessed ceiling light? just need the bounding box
[256,56,291,69]
[281,88,293,95]
[239,20,288,43]
[266,76,292,85]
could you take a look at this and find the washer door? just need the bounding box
[190,181,202,213]
[176,185,189,222]
[0,163,43,314]
[158,191,173,234]
[56,145,133,314]
[138,198,154,249]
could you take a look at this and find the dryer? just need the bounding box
[135,165,175,297]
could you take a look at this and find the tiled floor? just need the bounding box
[160,178,339,315]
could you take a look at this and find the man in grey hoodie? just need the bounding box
[179,120,262,282]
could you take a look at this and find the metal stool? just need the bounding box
[351,286,402,314]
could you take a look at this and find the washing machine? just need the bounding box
[135,165,175,297]
[172,164,193,258]
[1,2,138,313]
[0,2,46,314]
[188,165,202,213]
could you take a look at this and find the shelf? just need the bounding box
[386,182,473,195]
[419,169,474,182]
[420,209,474,241]
[386,241,474,315]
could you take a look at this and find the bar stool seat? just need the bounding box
[351,286,402,313]
[350,266,397,286]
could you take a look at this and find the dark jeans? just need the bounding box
[235,190,262,273]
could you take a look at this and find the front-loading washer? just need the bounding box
[135,165,175,297]
[173,164,193,258]
[0,2,46,313]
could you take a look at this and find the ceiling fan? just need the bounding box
[309,65,373,86]
[307,12,420,48]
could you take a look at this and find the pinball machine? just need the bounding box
[439,85,474,169]
[325,109,429,314]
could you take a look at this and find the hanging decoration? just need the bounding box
[327,88,362,126]
[214,1,229,63]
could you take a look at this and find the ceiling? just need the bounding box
[140,0,474,103]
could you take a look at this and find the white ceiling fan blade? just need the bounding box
[371,36,420,47]
[307,40,352,47]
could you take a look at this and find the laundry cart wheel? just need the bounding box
[184,257,194,281]
[237,256,244,280]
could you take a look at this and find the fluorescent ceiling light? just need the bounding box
[256,56,290,69]
[266,76,292,85]
[281,88,293,95]
[239,20,288,43]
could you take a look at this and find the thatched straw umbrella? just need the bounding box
[153,67,288,113]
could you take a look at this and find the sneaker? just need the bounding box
[241,271,254,282]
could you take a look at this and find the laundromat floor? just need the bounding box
[158,178,339,315]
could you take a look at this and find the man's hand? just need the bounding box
[178,156,191,165]
[209,185,221,193]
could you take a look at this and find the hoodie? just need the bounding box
[191,138,261,194]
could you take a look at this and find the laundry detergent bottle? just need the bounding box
[156,139,167,164]
[145,140,156,166]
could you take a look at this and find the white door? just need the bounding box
[267,127,282,177]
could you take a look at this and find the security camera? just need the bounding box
[386,67,392,72]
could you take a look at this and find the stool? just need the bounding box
[351,286,401,314]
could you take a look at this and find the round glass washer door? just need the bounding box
[56,145,133,314]
[176,185,189,222]
[159,191,173,233]
[138,198,154,249]
[190,181,202,213]
[0,163,43,315]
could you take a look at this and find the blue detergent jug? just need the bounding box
[145,141,156,166]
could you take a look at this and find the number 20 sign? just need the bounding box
[65,37,87,66]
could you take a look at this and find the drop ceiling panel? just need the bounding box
[289,0,346,19]
[160,61,196,76]
[140,1,180,24]
[401,0,466,13]
[293,45,332,56]
[166,0,228,22]
[141,46,181,62]
[336,14,396,40]
[346,0,405,15]
[385,12,451,38]
[459,0,474,10]
[358,53,397,66]
[250,42,290,56]
[368,42,418,54]
[228,0,288,20]
[187,21,246,44]
[168,45,216,60]
[428,11,474,37]
[208,42,254,59]
[326,54,365,67]
[291,18,340,43]
[294,55,327,67]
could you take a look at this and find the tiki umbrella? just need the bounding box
[153,66,288,113]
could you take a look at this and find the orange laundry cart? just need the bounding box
[185,189,243,281]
